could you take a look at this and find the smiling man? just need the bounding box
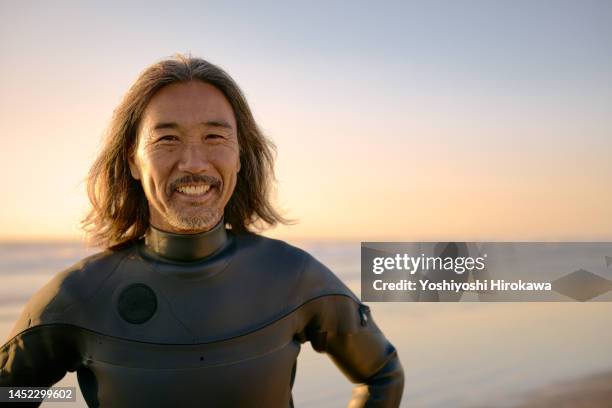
[0,55,404,407]
[129,81,241,234]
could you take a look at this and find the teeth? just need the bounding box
[176,184,211,195]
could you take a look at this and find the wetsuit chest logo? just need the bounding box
[117,283,158,324]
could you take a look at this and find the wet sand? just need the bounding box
[514,370,612,408]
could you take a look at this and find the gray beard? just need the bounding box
[165,204,223,232]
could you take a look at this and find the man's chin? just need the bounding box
[165,209,223,233]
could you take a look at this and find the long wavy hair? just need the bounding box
[82,54,289,249]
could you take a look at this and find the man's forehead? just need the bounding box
[141,81,236,130]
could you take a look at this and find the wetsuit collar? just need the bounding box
[143,219,228,262]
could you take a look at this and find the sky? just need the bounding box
[1,0,611,242]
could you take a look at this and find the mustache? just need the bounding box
[168,174,221,193]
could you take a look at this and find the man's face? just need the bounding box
[129,80,240,233]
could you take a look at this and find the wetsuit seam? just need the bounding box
[0,294,364,347]
[81,338,297,370]
[152,287,200,342]
[0,324,76,352]
[210,293,365,343]
[361,348,399,385]
[0,252,129,347]
[60,249,132,317]
[41,250,116,318]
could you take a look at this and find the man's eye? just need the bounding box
[158,135,178,142]
[207,134,224,140]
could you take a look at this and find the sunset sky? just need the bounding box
[1,1,611,242]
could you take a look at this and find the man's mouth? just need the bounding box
[169,175,221,201]
[175,184,212,196]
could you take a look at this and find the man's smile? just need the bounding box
[173,182,217,202]
[176,184,211,195]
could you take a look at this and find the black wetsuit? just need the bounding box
[0,221,404,407]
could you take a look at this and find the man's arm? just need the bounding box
[0,271,83,407]
[304,296,405,407]
[1,324,80,407]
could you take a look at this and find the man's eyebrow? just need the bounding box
[153,122,180,131]
[152,120,234,131]
[204,120,233,130]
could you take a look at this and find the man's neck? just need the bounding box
[143,219,228,262]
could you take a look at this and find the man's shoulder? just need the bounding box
[15,245,133,330]
[234,232,311,264]
[56,245,133,295]
[235,233,357,301]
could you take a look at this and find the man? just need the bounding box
[0,55,404,407]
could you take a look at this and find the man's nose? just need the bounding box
[177,144,212,174]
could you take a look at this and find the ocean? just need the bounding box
[1,241,612,407]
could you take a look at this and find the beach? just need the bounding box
[514,371,612,408]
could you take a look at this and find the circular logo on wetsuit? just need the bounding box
[117,283,158,324]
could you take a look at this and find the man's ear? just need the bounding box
[128,152,141,180]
